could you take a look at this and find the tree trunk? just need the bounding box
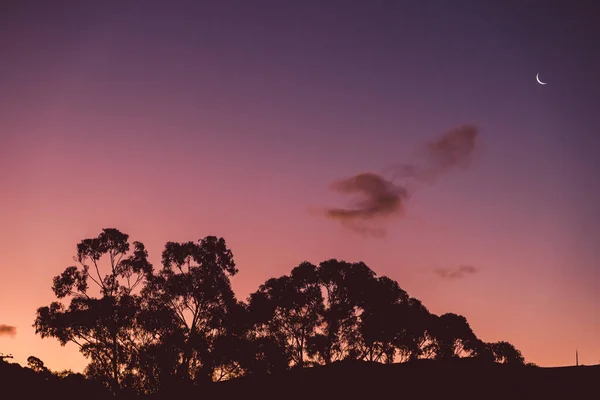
[112,334,119,394]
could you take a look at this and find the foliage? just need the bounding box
[249,262,324,367]
[33,228,153,394]
[139,236,241,389]
[27,356,49,373]
[32,228,528,394]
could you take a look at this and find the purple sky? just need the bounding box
[1,0,599,370]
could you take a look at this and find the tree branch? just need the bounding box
[91,258,104,289]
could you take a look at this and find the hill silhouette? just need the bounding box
[2,356,598,400]
[0,358,109,400]
[202,359,600,400]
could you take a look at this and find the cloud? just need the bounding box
[324,173,410,236]
[434,265,479,280]
[0,324,16,337]
[323,124,479,235]
[423,124,478,173]
[387,124,479,184]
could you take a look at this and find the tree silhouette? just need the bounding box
[30,227,531,396]
[249,262,324,368]
[140,236,240,387]
[357,276,410,363]
[33,228,153,394]
[394,297,433,361]
[26,356,49,374]
[310,260,376,364]
[469,340,497,364]
[490,341,525,365]
[429,313,479,360]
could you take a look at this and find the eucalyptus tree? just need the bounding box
[355,276,410,362]
[308,259,377,364]
[490,341,525,365]
[33,228,153,394]
[249,262,324,367]
[428,313,479,360]
[141,236,241,385]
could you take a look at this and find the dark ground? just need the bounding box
[201,359,599,400]
[1,359,598,400]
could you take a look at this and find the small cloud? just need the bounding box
[434,265,479,280]
[324,172,410,236]
[0,325,16,337]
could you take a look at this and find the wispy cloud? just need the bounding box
[0,324,16,337]
[325,172,410,231]
[323,124,479,236]
[434,265,479,280]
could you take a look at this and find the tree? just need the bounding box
[249,262,324,367]
[33,228,153,394]
[0,353,13,363]
[394,297,433,361]
[141,236,240,386]
[31,230,530,392]
[356,276,410,362]
[27,356,49,374]
[54,369,78,379]
[239,336,290,375]
[491,341,525,365]
[429,313,479,360]
[469,340,497,363]
[310,259,376,364]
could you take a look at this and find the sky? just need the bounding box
[1,0,599,372]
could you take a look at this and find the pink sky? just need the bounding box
[1,1,598,372]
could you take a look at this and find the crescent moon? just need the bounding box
[536,73,547,85]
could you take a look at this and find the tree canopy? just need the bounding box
[32,228,527,395]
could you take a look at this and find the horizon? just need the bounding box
[1,1,599,373]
